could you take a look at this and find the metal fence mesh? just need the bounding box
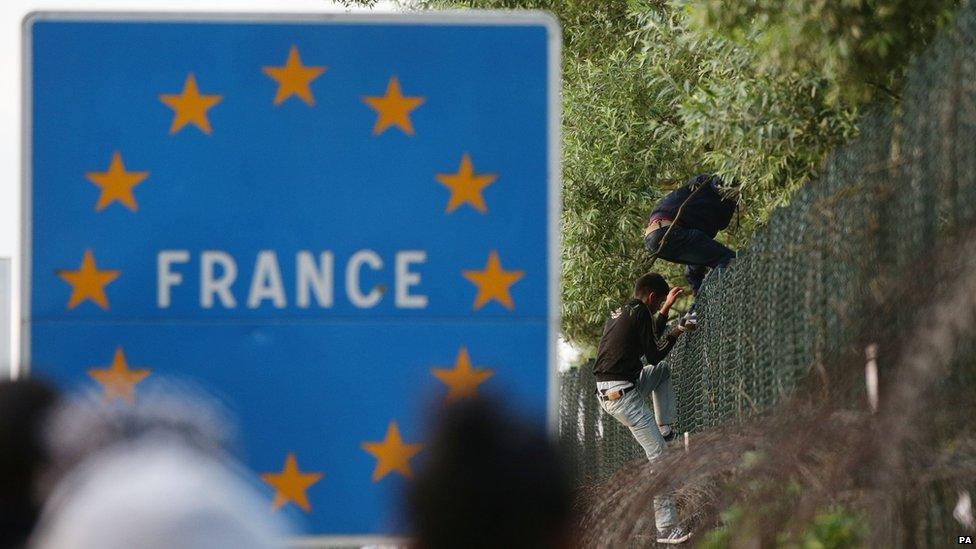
[559,1,976,484]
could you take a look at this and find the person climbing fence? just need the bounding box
[592,272,694,544]
[644,174,738,296]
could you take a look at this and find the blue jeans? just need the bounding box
[644,225,735,295]
[598,362,677,531]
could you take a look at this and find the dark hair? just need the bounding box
[0,378,60,547]
[407,398,573,549]
[634,272,669,299]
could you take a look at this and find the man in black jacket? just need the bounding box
[593,273,692,545]
[644,174,737,296]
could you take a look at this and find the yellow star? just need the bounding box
[435,153,497,214]
[431,347,494,402]
[159,73,223,135]
[260,453,323,513]
[56,249,120,310]
[462,251,525,311]
[361,421,423,482]
[362,76,425,136]
[87,347,151,404]
[85,151,149,212]
[262,45,326,106]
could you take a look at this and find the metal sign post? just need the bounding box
[23,11,560,541]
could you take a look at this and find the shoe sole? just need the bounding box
[656,532,693,544]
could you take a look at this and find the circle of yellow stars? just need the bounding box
[54,42,537,515]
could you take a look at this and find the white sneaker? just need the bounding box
[658,424,677,442]
[656,526,693,544]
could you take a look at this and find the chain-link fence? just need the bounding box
[559,1,976,484]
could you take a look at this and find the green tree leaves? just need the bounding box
[686,0,959,105]
[558,2,860,347]
[353,0,950,349]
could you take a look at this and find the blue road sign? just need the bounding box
[23,12,559,539]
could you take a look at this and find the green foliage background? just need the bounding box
[351,0,957,351]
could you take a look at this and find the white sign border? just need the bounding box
[0,258,10,379]
[21,9,561,547]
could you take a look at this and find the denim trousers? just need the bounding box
[644,225,735,295]
[598,361,677,531]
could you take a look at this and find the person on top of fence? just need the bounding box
[644,173,738,297]
[593,272,694,545]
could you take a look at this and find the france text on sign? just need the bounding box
[23,12,559,537]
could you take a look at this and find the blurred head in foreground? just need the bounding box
[30,382,290,549]
[407,398,574,549]
[0,378,61,549]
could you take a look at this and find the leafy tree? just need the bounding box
[352,0,951,351]
[687,0,959,105]
[559,6,859,348]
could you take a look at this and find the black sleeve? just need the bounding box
[707,176,738,231]
[638,308,677,365]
